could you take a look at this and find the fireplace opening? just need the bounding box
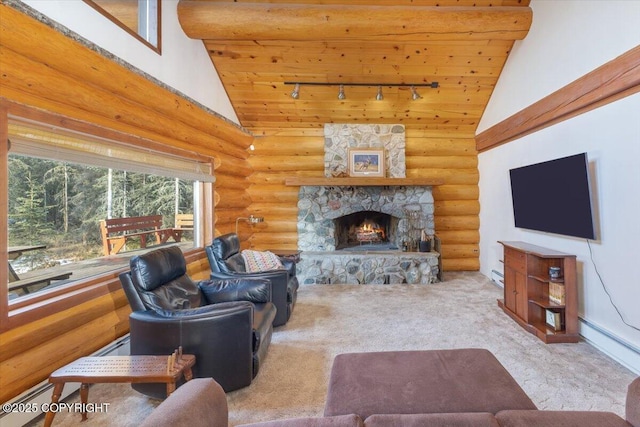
[334,211,400,251]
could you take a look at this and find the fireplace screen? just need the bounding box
[334,211,399,250]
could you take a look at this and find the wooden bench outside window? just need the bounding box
[7,245,73,296]
[100,215,183,256]
[8,271,73,294]
[174,213,194,232]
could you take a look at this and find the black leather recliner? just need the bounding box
[119,246,276,398]
[205,233,299,327]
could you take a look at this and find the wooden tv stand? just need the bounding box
[498,241,578,344]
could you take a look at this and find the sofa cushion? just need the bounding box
[627,377,640,427]
[364,413,500,427]
[237,414,364,427]
[496,410,632,427]
[324,349,536,419]
[139,378,228,427]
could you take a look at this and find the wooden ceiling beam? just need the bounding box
[178,2,532,42]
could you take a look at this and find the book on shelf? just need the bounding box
[545,309,564,331]
[549,280,566,305]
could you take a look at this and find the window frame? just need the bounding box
[0,100,214,333]
[83,0,162,54]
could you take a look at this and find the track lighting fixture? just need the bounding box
[290,83,300,99]
[285,81,438,101]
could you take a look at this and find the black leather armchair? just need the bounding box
[119,246,276,398]
[205,233,299,327]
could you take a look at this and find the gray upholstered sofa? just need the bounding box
[141,349,640,427]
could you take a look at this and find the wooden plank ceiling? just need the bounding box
[177,0,532,132]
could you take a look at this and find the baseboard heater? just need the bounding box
[491,269,504,288]
[579,318,640,375]
[0,334,130,426]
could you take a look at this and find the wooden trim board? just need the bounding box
[476,45,640,152]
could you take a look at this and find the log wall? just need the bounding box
[0,4,251,403]
[248,127,480,271]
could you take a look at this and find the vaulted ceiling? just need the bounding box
[177,0,532,133]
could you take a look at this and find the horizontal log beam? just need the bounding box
[435,215,480,231]
[215,155,254,177]
[215,191,252,209]
[248,232,299,247]
[178,2,532,42]
[476,44,640,152]
[442,258,479,271]
[434,200,481,216]
[249,171,321,185]
[406,169,479,185]
[439,243,480,259]
[255,220,297,233]
[432,184,479,201]
[249,155,324,172]
[435,230,480,244]
[406,155,477,169]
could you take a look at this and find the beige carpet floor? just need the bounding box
[28,272,637,426]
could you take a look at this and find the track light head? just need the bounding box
[376,85,384,101]
[290,83,300,99]
[411,86,422,100]
[338,84,346,100]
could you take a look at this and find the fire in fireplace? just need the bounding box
[334,211,399,250]
[357,220,385,243]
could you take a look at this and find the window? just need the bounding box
[8,155,196,300]
[4,116,213,303]
[84,0,161,53]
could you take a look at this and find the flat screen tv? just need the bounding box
[509,153,596,239]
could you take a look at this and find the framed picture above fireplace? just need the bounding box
[348,148,385,177]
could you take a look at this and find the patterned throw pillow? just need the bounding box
[241,250,284,272]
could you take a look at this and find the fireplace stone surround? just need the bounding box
[292,123,440,285]
[296,184,439,284]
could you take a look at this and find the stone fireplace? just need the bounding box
[293,123,440,285]
[296,184,439,284]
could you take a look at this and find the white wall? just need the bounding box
[478,0,640,371]
[21,0,239,124]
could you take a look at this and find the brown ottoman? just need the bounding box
[324,349,536,419]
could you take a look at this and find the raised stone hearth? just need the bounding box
[298,251,439,285]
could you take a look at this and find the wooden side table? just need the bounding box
[44,352,195,427]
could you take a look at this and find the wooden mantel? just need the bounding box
[284,177,444,187]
